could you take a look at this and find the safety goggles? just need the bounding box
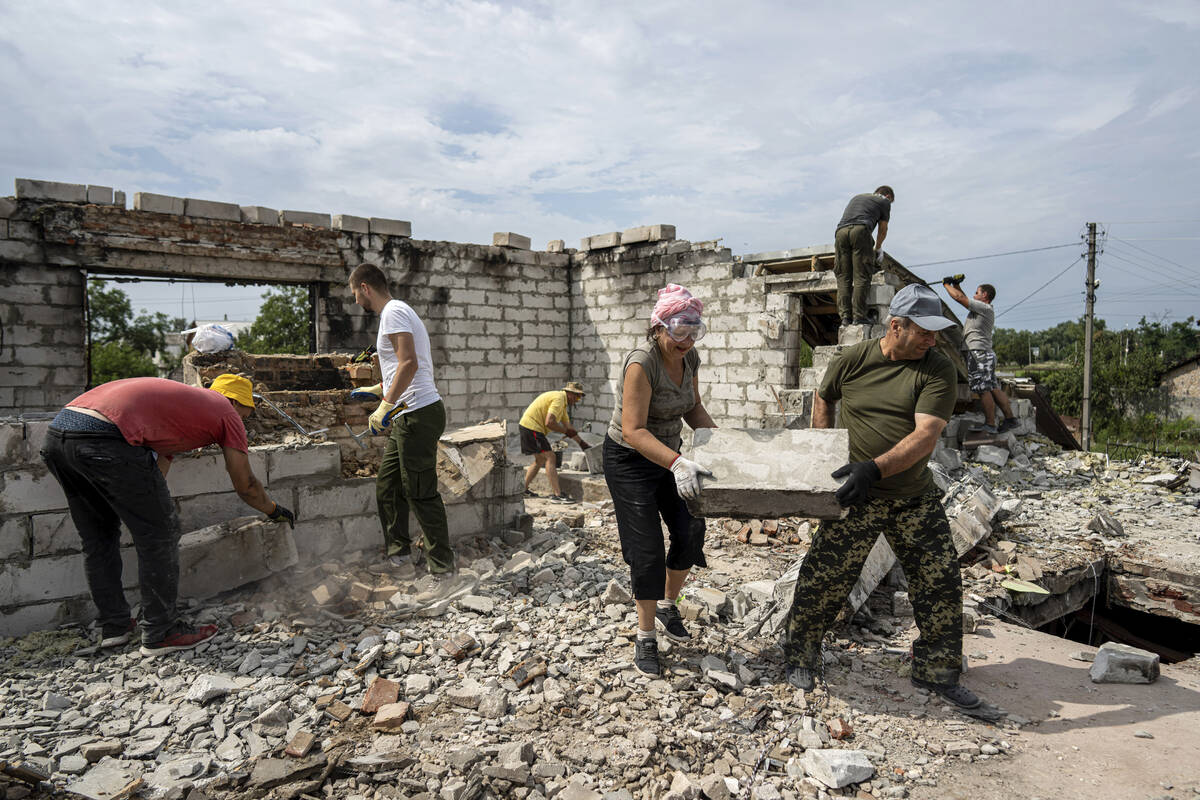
[663,316,706,342]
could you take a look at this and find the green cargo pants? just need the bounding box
[834,223,877,321]
[376,400,455,574]
[783,490,963,684]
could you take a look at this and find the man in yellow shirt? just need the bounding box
[519,382,588,503]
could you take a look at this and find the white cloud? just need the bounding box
[0,0,1197,328]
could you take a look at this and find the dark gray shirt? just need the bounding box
[607,341,701,452]
[836,193,892,232]
[963,298,995,351]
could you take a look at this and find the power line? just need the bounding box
[907,242,1078,269]
[1108,237,1195,277]
[995,255,1085,319]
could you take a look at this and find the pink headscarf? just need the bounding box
[650,284,703,327]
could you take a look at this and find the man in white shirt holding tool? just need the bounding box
[349,264,458,592]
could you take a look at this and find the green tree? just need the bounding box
[90,341,159,384]
[237,286,311,354]
[87,280,186,382]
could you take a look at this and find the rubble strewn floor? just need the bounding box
[2,433,1199,800]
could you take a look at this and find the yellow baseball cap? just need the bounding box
[209,374,254,408]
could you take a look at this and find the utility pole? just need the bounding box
[1081,223,1097,451]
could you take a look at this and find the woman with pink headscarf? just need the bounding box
[603,284,716,676]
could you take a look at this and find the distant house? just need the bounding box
[1160,355,1200,421]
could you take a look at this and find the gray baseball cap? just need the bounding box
[888,284,955,331]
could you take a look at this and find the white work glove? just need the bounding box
[875,249,884,265]
[368,400,398,434]
[669,455,712,499]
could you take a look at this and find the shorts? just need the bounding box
[519,425,552,455]
[965,349,999,394]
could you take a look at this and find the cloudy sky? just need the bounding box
[2,0,1197,331]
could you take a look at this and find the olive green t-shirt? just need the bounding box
[818,339,957,498]
[607,341,701,452]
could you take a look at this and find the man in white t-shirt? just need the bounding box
[349,264,458,591]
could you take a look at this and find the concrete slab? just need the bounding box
[178,517,299,599]
[133,192,185,215]
[15,178,87,203]
[86,185,114,205]
[369,217,411,237]
[184,197,241,221]
[280,209,331,228]
[240,205,280,225]
[683,428,848,519]
[333,214,369,234]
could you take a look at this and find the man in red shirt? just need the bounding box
[41,374,295,656]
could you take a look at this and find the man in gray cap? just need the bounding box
[780,284,982,710]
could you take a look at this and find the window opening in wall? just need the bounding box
[82,272,316,388]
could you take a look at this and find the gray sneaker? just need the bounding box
[368,554,413,576]
[413,572,473,603]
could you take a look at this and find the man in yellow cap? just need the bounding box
[519,381,588,503]
[41,375,295,656]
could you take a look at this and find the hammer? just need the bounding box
[924,273,966,287]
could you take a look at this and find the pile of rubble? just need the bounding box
[1,416,1197,800]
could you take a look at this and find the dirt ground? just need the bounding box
[910,622,1200,800]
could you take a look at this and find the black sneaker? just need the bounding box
[852,318,872,325]
[140,623,218,657]
[550,494,576,504]
[785,664,815,691]
[100,618,136,648]
[997,417,1018,433]
[911,677,981,709]
[654,603,690,642]
[633,637,660,676]
[523,488,539,498]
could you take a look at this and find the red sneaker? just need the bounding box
[139,623,218,657]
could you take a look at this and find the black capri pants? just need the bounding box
[603,435,706,599]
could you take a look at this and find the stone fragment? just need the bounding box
[310,578,345,605]
[493,232,531,249]
[802,749,875,789]
[406,673,434,694]
[442,632,479,660]
[65,760,142,800]
[546,239,565,252]
[42,691,71,710]
[690,587,727,617]
[1089,642,1160,684]
[483,762,530,782]
[892,591,914,617]
[371,702,412,730]
[348,581,373,602]
[972,445,1009,467]
[252,701,292,736]
[478,689,509,718]
[347,751,411,772]
[944,740,980,756]
[80,740,123,762]
[663,770,700,800]
[558,786,602,800]
[459,594,495,614]
[684,428,849,519]
[247,755,326,790]
[827,717,853,740]
[369,217,412,237]
[184,674,238,704]
[446,747,484,771]
[1087,511,1124,537]
[700,773,732,800]
[602,579,631,604]
[285,730,316,758]
[361,677,401,713]
[497,740,536,764]
[447,677,483,708]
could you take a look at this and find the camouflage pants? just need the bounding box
[783,491,963,684]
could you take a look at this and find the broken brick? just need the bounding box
[371,701,412,730]
[348,582,374,602]
[284,730,316,758]
[506,657,547,688]
[324,700,352,723]
[442,632,479,661]
[360,677,401,714]
[828,717,853,740]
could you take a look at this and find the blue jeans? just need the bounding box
[42,429,181,643]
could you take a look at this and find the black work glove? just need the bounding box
[267,503,296,529]
[831,460,881,508]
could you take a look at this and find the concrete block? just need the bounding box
[0,468,68,513]
[31,512,83,555]
[587,231,621,249]
[493,232,531,249]
[184,197,241,221]
[298,480,377,520]
[803,749,875,789]
[280,210,331,228]
[1089,642,1160,683]
[178,517,299,599]
[1,516,30,559]
[971,445,1009,467]
[683,428,848,519]
[369,218,411,237]
[113,190,126,208]
[176,491,244,531]
[291,518,345,562]
[240,206,280,225]
[0,549,135,604]
[15,179,87,203]
[0,197,16,218]
[1,422,23,466]
[546,240,565,253]
[86,185,114,205]
[837,323,884,346]
[341,514,379,552]
[866,285,895,306]
[333,214,370,234]
[266,442,341,484]
[620,224,675,244]
[133,191,185,215]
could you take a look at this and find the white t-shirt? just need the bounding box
[377,299,441,413]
